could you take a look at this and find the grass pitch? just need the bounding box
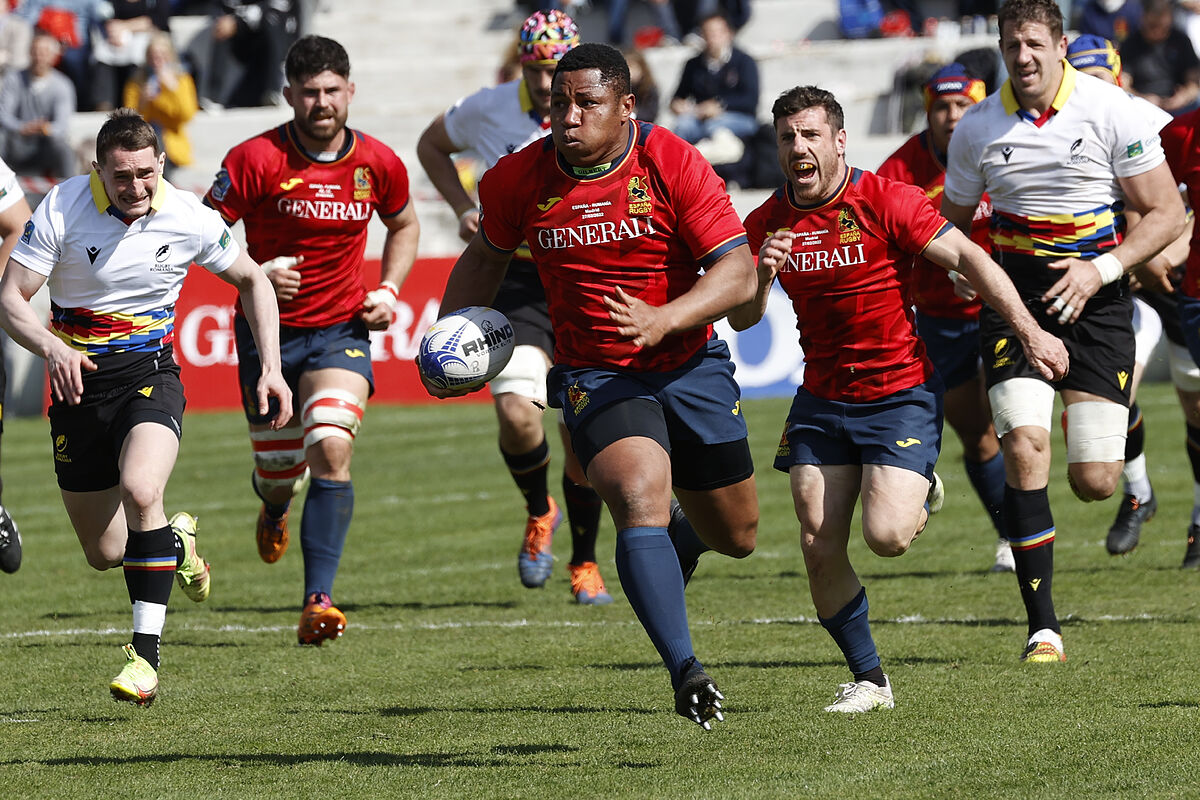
[1,385,1198,798]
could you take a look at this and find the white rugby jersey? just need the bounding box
[11,172,240,355]
[945,64,1165,257]
[0,157,24,215]
[442,78,549,169]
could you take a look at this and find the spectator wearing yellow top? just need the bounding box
[122,31,195,177]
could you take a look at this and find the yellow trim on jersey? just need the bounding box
[89,170,169,214]
[1001,61,1077,115]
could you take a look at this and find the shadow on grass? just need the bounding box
[16,749,587,768]
[209,599,521,615]
[382,705,657,717]
[1139,700,1200,709]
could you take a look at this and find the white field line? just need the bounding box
[1,612,1187,641]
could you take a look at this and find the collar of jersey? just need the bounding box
[1002,60,1076,121]
[90,169,168,216]
[555,122,637,181]
[284,122,356,164]
[920,130,947,170]
[785,164,853,211]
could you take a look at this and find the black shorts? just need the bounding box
[49,349,185,492]
[982,252,1134,405]
[492,258,553,357]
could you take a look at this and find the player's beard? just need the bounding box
[295,108,347,148]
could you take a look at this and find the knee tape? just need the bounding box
[988,378,1056,437]
[250,427,309,494]
[488,345,549,404]
[1168,342,1200,392]
[1065,400,1128,463]
[1132,295,1164,368]
[302,389,365,448]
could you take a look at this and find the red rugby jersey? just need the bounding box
[1160,109,1200,298]
[743,167,950,402]
[478,121,747,371]
[205,124,411,328]
[876,130,991,321]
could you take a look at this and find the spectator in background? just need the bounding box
[14,0,105,110]
[0,8,32,83]
[673,0,751,34]
[626,48,660,122]
[1075,0,1142,42]
[123,30,196,179]
[669,13,758,146]
[0,30,76,178]
[1121,0,1200,113]
[192,0,299,108]
[90,0,171,112]
[607,0,682,47]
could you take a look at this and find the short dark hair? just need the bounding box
[771,86,845,132]
[554,42,631,96]
[997,0,1063,40]
[95,108,160,164]
[285,35,350,84]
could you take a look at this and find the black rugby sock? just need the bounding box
[503,438,551,517]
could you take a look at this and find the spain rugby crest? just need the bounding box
[838,207,861,244]
[627,176,652,217]
[567,382,590,415]
[353,166,373,201]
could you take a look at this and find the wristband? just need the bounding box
[1090,252,1124,285]
[458,207,479,224]
[365,283,399,313]
[261,255,300,274]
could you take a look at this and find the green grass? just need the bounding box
[1,385,1199,798]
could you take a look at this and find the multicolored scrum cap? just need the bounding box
[1066,34,1122,81]
[519,10,580,64]
[923,63,987,111]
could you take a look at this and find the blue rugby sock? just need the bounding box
[819,587,883,683]
[615,526,697,688]
[301,477,354,599]
[964,451,1006,536]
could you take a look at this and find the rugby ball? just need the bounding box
[418,306,515,391]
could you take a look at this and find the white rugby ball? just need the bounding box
[418,306,515,390]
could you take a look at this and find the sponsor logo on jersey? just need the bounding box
[567,382,590,415]
[277,197,371,221]
[138,386,154,398]
[20,220,33,244]
[1126,140,1143,158]
[86,245,101,264]
[837,207,862,244]
[1002,146,1014,163]
[731,400,741,416]
[0,187,7,201]
[780,243,866,273]
[1068,137,1087,165]
[535,217,657,250]
[219,230,231,249]
[353,167,373,201]
[993,337,1014,368]
[1117,370,1129,390]
[155,244,170,262]
[280,177,303,191]
[537,196,563,211]
[344,348,367,358]
[627,176,652,216]
[895,437,921,448]
[211,169,231,202]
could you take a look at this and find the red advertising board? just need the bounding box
[174,257,484,409]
